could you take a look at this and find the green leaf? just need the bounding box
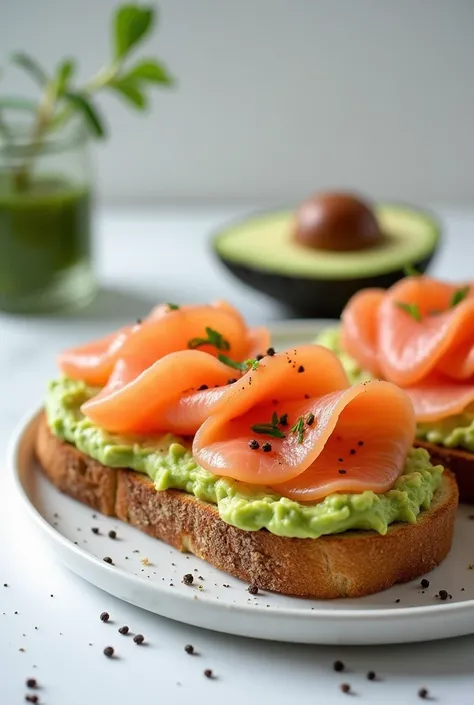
[11,52,49,87]
[109,78,147,109]
[114,5,155,60]
[125,58,173,85]
[166,302,180,310]
[217,355,248,372]
[395,301,422,322]
[64,91,106,138]
[403,264,421,277]
[55,58,76,95]
[250,423,286,439]
[0,96,37,112]
[290,416,305,443]
[450,286,470,308]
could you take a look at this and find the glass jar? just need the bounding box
[0,115,96,314]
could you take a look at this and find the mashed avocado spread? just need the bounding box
[316,327,474,452]
[45,378,442,539]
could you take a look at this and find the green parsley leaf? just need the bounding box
[166,302,180,310]
[395,301,422,322]
[450,286,470,308]
[271,411,279,426]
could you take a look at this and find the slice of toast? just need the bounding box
[415,440,474,503]
[35,415,458,598]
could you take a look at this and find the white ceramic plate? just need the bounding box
[9,321,474,645]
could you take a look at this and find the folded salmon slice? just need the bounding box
[340,288,384,377]
[340,276,474,421]
[59,301,269,387]
[193,346,415,500]
[82,350,234,435]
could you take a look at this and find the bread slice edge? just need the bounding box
[35,414,458,598]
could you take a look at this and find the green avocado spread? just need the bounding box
[45,378,443,539]
[316,327,474,452]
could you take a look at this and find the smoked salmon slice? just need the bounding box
[82,350,235,435]
[340,276,474,421]
[340,288,384,376]
[58,301,269,387]
[193,346,415,500]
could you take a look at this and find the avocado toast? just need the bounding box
[35,301,457,598]
[318,275,474,502]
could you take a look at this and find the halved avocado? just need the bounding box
[213,203,441,318]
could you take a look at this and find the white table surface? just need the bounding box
[2,204,474,705]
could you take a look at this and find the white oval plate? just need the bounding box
[9,321,474,645]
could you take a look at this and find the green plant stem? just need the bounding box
[11,60,120,192]
[13,82,59,190]
[51,61,120,132]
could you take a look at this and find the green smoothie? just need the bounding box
[0,174,93,313]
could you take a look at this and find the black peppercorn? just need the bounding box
[183,573,194,585]
[100,612,110,622]
[133,634,145,645]
[103,646,114,657]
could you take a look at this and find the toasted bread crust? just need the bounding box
[36,416,458,598]
[415,440,474,503]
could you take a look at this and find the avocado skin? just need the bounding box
[216,254,435,318]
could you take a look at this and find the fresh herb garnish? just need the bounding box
[250,424,286,439]
[403,264,421,277]
[217,355,259,372]
[395,301,422,322]
[167,302,180,310]
[450,286,469,308]
[251,412,286,439]
[246,358,260,371]
[290,416,305,443]
[189,327,230,351]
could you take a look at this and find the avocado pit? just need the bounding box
[293,192,384,252]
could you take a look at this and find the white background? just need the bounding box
[1,0,474,204]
